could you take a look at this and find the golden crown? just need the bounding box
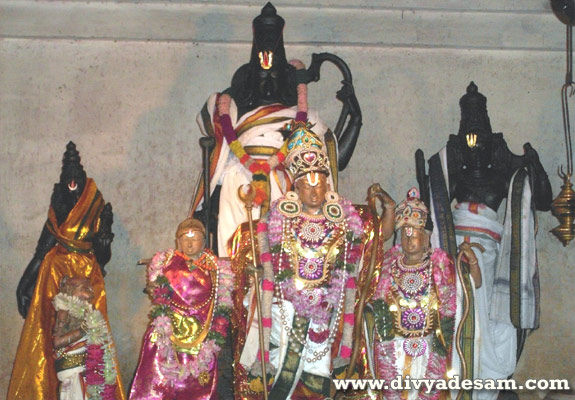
[395,187,429,231]
[284,121,330,179]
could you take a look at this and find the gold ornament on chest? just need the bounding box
[282,224,345,289]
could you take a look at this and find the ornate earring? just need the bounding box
[323,191,344,223]
[278,191,302,218]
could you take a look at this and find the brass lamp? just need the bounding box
[551,0,575,245]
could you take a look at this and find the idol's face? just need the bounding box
[256,66,281,102]
[295,172,328,214]
[177,230,204,259]
[461,132,492,171]
[59,166,87,209]
[400,226,429,263]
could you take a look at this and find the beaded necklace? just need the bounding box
[275,208,349,362]
[389,252,437,357]
[257,193,362,369]
[145,249,234,385]
[191,251,218,271]
[374,246,455,399]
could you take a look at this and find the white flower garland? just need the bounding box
[53,293,118,400]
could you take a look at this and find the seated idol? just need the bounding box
[369,188,480,400]
[130,218,234,400]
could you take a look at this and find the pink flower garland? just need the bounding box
[255,194,364,374]
[148,250,169,282]
[289,59,309,118]
[281,270,346,326]
[373,245,456,398]
[375,341,401,400]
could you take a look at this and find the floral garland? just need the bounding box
[374,245,456,320]
[375,339,447,400]
[146,249,234,386]
[372,245,457,398]
[217,59,309,207]
[52,293,117,400]
[253,193,364,373]
[280,270,346,327]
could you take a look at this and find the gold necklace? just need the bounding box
[283,218,344,288]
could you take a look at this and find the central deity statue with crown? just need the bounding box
[229,121,394,400]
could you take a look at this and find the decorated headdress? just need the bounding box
[458,81,493,138]
[284,120,330,180]
[394,187,429,231]
[229,3,296,108]
[175,218,206,239]
[60,141,86,180]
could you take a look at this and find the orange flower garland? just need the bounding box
[217,59,309,208]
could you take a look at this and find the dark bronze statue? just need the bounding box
[226,2,362,168]
[417,82,551,214]
[191,2,362,255]
[16,141,114,318]
[10,141,124,400]
[415,82,551,400]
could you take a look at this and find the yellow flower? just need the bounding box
[229,140,247,159]
[248,377,264,393]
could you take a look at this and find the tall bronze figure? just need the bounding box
[10,142,125,400]
[190,2,362,256]
[416,82,552,400]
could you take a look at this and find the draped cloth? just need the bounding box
[490,169,539,330]
[371,246,457,400]
[8,178,125,400]
[428,149,539,400]
[193,93,337,256]
[130,251,233,400]
[453,204,516,400]
[56,338,88,400]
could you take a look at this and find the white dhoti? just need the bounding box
[428,149,538,400]
[196,93,332,256]
[56,341,87,400]
[240,297,333,399]
[454,203,517,400]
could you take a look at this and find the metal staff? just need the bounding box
[345,184,387,381]
[455,242,484,400]
[199,136,216,250]
[238,183,269,400]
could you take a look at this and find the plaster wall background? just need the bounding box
[1,0,573,397]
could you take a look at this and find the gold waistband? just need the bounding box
[55,351,86,372]
[244,145,279,156]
